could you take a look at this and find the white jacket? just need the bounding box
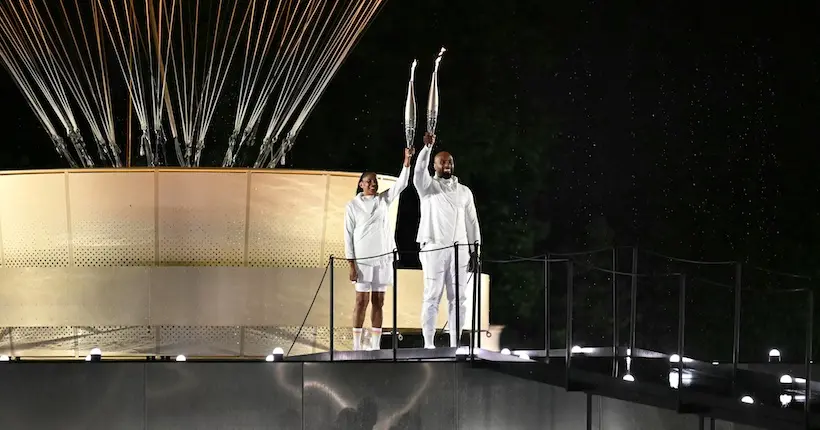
[344,166,410,266]
[413,145,481,252]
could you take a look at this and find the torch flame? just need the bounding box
[434,47,445,71]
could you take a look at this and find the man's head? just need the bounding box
[434,151,454,179]
[357,172,378,196]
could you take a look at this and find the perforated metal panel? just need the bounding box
[323,175,355,268]
[0,170,401,269]
[0,173,69,267]
[158,172,246,266]
[241,325,325,356]
[0,327,10,355]
[242,326,297,356]
[10,326,76,356]
[69,172,156,266]
[75,325,156,355]
[158,325,242,356]
[1,325,362,357]
[247,173,328,267]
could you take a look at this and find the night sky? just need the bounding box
[1,1,818,346]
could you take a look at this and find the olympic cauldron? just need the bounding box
[0,169,490,358]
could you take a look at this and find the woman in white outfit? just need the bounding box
[344,147,414,351]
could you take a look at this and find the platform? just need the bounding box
[0,346,815,429]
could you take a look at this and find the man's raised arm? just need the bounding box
[413,133,435,196]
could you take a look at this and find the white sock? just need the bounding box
[450,329,459,348]
[352,328,362,351]
[370,328,382,350]
[423,329,435,349]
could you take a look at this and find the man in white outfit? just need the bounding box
[413,132,481,349]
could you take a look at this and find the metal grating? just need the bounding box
[0,174,69,267]
[247,173,328,268]
[69,173,155,266]
[158,172,246,266]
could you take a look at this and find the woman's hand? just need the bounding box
[403,146,415,167]
[348,261,358,282]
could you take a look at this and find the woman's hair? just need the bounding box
[355,172,375,195]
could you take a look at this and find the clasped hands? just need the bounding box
[468,251,479,273]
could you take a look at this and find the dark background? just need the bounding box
[1,1,818,359]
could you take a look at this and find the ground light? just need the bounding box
[266,347,286,362]
[669,354,693,363]
[89,348,102,362]
[768,349,781,363]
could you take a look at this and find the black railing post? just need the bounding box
[473,242,481,354]
[677,273,687,395]
[804,289,813,427]
[329,256,335,362]
[732,263,742,393]
[454,242,460,349]
[629,247,638,355]
[566,260,574,373]
[470,276,477,361]
[392,250,399,362]
[545,253,551,363]
[612,247,619,377]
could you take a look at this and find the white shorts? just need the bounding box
[354,264,392,293]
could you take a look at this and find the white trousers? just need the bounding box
[419,243,473,348]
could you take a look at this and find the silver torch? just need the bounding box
[404,59,418,148]
[426,47,446,134]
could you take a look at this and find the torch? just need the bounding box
[403,59,418,149]
[426,47,446,134]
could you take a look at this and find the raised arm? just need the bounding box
[465,188,482,255]
[384,147,414,204]
[413,137,434,196]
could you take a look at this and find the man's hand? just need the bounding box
[403,146,415,167]
[348,261,358,282]
[423,132,435,148]
[468,252,479,273]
